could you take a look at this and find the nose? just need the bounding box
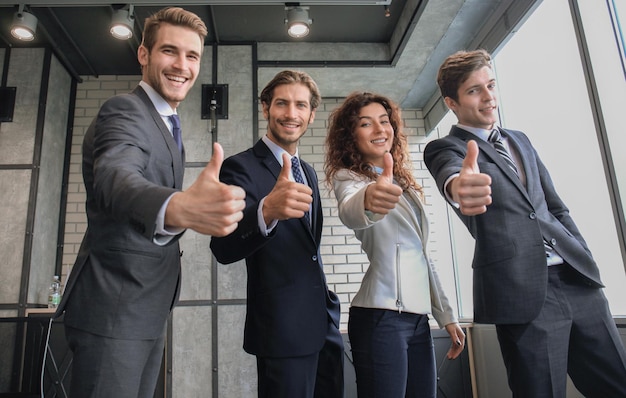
[172,53,187,70]
[482,87,496,101]
[285,103,298,118]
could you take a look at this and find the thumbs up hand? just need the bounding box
[262,153,313,224]
[165,142,246,237]
[364,152,403,215]
[448,140,492,215]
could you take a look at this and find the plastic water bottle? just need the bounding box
[48,275,61,308]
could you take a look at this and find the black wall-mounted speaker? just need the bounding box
[0,87,16,122]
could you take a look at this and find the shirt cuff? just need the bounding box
[258,196,277,236]
[154,193,185,246]
[443,173,461,209]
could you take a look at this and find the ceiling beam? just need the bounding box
[0,1,392,5]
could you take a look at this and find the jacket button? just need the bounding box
[529,212,537,219]
[551,238,557,245]
[312,255,317,261]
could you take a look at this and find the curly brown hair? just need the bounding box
[324,92,421,193]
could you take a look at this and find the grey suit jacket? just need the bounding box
[58,86,185,340]
[424,126,603,324]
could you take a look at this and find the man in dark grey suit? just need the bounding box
[424,49,626,397]
[56,7,245,398]
[210,70,344,398]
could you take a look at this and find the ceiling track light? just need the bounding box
[11,4,38,42]
[110,4,135,40]
[285,6,312,38]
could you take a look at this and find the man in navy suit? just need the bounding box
[57,8,245,398]
[210,70,344,398]
[424,49,626,397]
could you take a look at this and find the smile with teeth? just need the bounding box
[166,75,187,83]
[281,121,300,129]
[371,138,387,144]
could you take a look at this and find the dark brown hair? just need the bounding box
[437,49,492,101]
[324,92,421,193]
[259,70,321,110]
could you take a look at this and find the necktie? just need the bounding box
[488,128,518,176]
[169,114,183,152]
[290,156,311,226]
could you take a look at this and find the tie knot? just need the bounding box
[488,128,502,143]
[169,114,181,129]
[291,156,300,168]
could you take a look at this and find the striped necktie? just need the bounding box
[488,128,518,176]
[291,156,311,226]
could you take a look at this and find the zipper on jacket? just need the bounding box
[395,243,403,313]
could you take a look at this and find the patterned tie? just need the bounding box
[290,156,311,226]
[169,114,183,153]
[488,128,518,176]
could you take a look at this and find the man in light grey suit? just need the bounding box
[56,7,245,398]
[424,49,626,397]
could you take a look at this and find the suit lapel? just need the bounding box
[132,86,185,187]
[301,162,321,241]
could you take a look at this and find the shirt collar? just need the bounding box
[456,123,499,142]
[139,81,176,117]
[261,134,299,166]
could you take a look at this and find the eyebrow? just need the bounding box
[359,113,389,120]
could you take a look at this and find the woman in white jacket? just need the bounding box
[324,92,465,398]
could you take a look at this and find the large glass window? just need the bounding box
[431,0,626,318]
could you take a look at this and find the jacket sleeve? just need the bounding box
[332,169,384,230]
[428,256,459,328]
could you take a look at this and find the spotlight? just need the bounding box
[110,4,135,40]
[285,6,312,38]
[11,5,38,42]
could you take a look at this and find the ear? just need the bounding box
[308,109,316,124]
[261,102,270,120]
[443,96,457,112]
[137,45,148,67]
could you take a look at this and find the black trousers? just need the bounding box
[256,319,344,398]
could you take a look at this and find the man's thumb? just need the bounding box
[279,153,292,180]
[203,142,224,181]
[461,140,480,175]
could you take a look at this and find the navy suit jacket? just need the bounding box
[210,139,340,358]
[424,126,603,324]
[57,86,184,340]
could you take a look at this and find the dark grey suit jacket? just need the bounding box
[210,139,341,358]
[57,86,185,340]
[424,126,603,324]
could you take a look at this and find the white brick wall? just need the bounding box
[61,75,141,284]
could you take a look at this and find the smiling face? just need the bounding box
[263,83,316,155]
[354,102,394,168]
[445,65,498,130]
[138,22,202,110]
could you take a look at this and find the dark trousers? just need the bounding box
[65,325,165,398]
[496,264,626,398]
[348,307,436,398]
[256,318,344,398]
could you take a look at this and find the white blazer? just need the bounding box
[333,169,457,328]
